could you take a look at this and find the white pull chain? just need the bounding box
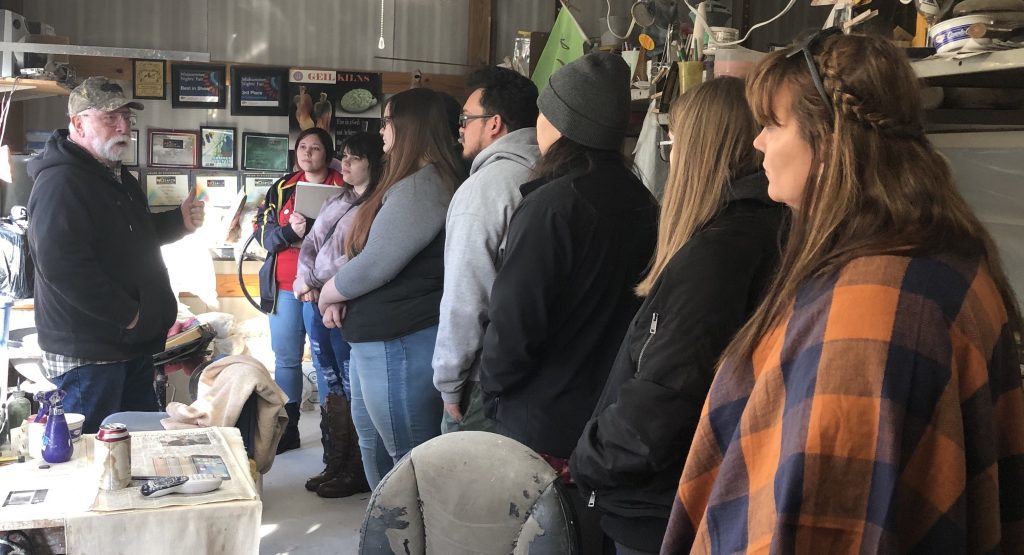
[378,0,386,50]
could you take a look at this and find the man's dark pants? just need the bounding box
[50,356,159,434]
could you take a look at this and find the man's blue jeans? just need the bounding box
[268,289,316,404]
[348,324,442,488]
[50,355,159,434]
[302,301,350,403]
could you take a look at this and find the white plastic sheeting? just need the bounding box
[932,131,1024,313]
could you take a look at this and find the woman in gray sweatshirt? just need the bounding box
[319,88,463,487]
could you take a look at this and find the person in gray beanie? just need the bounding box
[479,51,660,555]
[536,51,632,151]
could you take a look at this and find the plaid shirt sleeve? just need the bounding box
[662,255,1024,554]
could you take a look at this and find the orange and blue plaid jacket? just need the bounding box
[662,254,1024,554]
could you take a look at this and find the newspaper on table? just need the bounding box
[0,444,96,530]
[91,427,258,512]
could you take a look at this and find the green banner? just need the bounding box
[531,6,587,91]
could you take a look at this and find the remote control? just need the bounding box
[140,474,223,498]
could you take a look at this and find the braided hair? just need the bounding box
[725,32,1021,364]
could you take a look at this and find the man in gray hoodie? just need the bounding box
[432,66,540,433]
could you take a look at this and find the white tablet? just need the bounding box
[294,181,344,218]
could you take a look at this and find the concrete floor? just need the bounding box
[259,408,370,554]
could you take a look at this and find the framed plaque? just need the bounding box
[243,172,285,204]
[242,132,289,172]
[133,59,166,100]
[119,129,139,167]
[149,129,199,168]
[171,64,227,109]
[231,66,289,116]
[199,126,236,170]
[143,170,191,206]
[192,170,241,208]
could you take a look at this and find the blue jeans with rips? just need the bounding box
[50,355,159,434]
[348,324,443,488]
[302,301,350,403]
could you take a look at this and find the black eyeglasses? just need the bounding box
[459,113,494,128]
[786,27,842,114]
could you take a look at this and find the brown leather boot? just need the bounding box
[304,405,337,491]
[316,393,370,498]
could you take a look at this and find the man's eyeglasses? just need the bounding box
[785,27,842,114]
[459,113,494,128]
[80,111,137,128]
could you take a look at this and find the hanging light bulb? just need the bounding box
[378,0,386,50]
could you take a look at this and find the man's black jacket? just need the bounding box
[27,130,187,360]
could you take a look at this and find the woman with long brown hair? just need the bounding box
[318,87,462,487]
[661,31,1024,554]
[570,77,785,555]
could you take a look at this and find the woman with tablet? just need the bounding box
[253,127,344,453]
[293,132,384,498]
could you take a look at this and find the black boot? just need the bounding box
[305,405,335,491]
[317,394,370,498]
[276,402,301,454]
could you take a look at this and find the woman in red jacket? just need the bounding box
[253,127,344,452]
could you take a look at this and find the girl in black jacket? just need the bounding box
[569,77,787,554]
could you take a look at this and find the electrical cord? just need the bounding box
[606,0,639,40]
[683,0,798,47]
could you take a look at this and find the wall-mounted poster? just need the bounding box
[192,170,241,208]
[243,172,285,205]
[231,66,288,116]
[149,129,199,168]
[120,129,139,167]
[171,64,227,109]
[133,59,166,100]
[143,170,191,206]
[242,133,290,172]
[288,68,383,149]
[200,126,236,170]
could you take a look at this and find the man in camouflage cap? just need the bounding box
[26,75,205,433]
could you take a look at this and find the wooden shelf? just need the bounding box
[0,78,70,101]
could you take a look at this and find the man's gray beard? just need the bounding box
[92,134,129,163]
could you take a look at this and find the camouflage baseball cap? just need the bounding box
[68,76,144,115]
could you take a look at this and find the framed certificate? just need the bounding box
[243,172,285,204]
[149,129,199,168]
[242,132,290,172]
[132,59,166,100]
[231,66,289,116]
[199,126,236,170]
[143,170,191,206]
[192,171,241,208]
[171,64,227,109]
[119,129,139,167]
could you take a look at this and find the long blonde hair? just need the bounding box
[724,32,1021,363]
[345,88,463,257]
[635,77,761,296]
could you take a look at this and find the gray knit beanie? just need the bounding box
[537,52,631,150]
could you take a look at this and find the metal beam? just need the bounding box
[0,42,210,62]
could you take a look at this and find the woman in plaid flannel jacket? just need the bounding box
[662,32,1024,554]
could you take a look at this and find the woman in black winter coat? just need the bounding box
[569,77,787,555]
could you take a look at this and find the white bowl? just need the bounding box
[929,15,992,53]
